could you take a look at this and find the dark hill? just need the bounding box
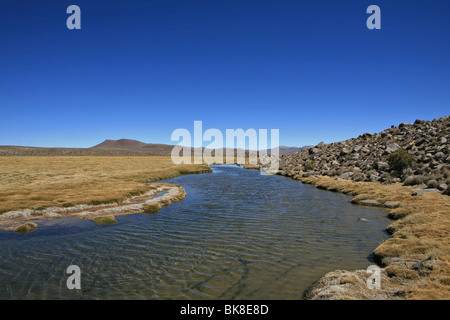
[91,139,149,150]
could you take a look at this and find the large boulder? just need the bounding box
[385,143,401,154]
[352,173,367,182]
[339,172,354,180]
[374,161,389,171]
[340,148,351,156]
[353,145,362,153]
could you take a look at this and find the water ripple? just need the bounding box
[0,165,389,299]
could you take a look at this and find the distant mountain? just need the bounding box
[91,139,149,150]
[260,145,313,155]
[278,145,313,155]
[0,139,177,156]
[90,139,175,155]
[0,139,314,157]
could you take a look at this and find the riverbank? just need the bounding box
[0,156,212,231]
[0,182,189,232]
[282,173,450,299]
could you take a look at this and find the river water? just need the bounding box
[0,165,390,299]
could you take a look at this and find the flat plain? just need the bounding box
[0,156,210,214]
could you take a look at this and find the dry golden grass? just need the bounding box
[295,175,450,299]
[0,156,211,214]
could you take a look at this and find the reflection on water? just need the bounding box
[0,165,389,299]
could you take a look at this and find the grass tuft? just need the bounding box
[142,203,162,214]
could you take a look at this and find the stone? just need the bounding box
[352,173,366,181]
[434,152,445,159]
[412,259,439,271]
[339,172,354,180]
[438,183,448,191]
[316,142,325,148]
[360,147,370,153]
[340,148,350,156]
[385,143,401,154]
[375,161,389,171]
[412,189,439,196]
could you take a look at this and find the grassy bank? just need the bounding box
[290,174,450,299]
[0,156,211,214]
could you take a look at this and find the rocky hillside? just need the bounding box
[280,115,450,193]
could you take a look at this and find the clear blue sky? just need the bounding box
[0,0,449,148]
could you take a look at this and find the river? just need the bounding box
[0,165,390,299]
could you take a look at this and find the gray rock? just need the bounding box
[412,188,439,196]
[412,259,439,271]
[339,172,354,180]
[316,142,325,148]
[352,173,366,182]
[375,161,389,171]
[361,147,370,153]
[386,143,401,154]
[438,183,448,191]
[435,152,445,159]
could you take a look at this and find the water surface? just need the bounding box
[0,165,390,299]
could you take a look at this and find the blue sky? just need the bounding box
[0,0,449,148]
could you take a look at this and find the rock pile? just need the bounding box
[279,116,450,193]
